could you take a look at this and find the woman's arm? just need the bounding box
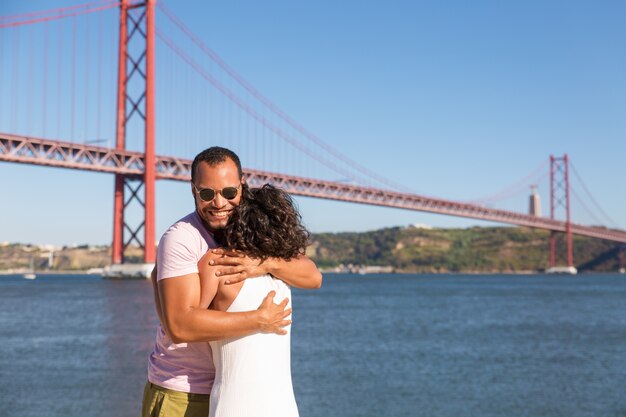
[197,251,220,309]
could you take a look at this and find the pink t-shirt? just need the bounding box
[147,211,217,394]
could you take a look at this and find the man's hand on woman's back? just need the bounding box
[254,290,292,335]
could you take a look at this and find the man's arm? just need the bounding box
[151,265,291,343]
[153,226,293,343]
[158,273,292,343]
[207,249,322,289]
[150,267,167,331]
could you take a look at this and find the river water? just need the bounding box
[1,273,625,417]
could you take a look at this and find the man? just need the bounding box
[142,146,322,417]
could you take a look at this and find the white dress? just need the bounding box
[209,275,299,417]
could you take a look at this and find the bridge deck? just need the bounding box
[2,133,626,243]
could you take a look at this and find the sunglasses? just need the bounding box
[193,183,241,202]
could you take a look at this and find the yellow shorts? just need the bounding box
[141,382,210,417]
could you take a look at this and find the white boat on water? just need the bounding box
[546,266,578,275]
[102,263,154,279]
[23,258,37,279]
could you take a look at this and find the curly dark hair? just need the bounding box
[222,184,309,261]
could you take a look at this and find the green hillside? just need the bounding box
[2,226,622,273]
[307,226,622,273]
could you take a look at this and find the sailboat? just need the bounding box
[23,257,36,280]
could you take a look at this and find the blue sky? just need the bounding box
[1,0,625,246]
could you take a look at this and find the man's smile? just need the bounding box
[206,209,233,219]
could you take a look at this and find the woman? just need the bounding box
[198,184,311,417]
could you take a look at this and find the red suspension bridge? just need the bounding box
[1,1,625,273]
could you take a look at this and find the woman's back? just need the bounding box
[209,275,298,417]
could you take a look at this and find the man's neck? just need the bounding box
[212,229,225,246]
[195,209,226,245]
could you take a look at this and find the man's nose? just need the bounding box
[212,192,227,207]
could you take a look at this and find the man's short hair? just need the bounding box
[191,146,243,183]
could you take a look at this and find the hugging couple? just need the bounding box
[142,146,323,417]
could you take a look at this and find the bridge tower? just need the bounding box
[111,0,156,265]
[549,154,574,271]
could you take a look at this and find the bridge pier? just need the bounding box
[546,155,576,274]
[111,0,156,272]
